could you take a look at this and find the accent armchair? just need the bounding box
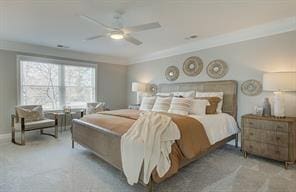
[11,105,58,145]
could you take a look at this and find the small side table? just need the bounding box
[128,104,140,110]
[52,110,84,132]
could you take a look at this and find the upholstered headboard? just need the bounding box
[158,80,238,120]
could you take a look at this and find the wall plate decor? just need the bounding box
[207,60,228,79]
[183,56,203,76]
[241,79,262,96]
[165,66,179,81]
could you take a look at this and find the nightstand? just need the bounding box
[241,114,296,169]
[128,104,140,110]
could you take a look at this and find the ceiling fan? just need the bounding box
[80,13,161,46]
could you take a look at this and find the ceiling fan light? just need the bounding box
[110,33,124,40]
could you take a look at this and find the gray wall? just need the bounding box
[0,49,128,135]
[127,31,296,122]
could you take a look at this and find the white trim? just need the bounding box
[0,133,10,143]
[17,55,97,68]
[129,16,296,64]
[0,39,128,65]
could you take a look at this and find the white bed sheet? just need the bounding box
[189,113,240,145]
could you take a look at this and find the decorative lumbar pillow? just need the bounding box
[139,96,156,111]
[172,90,195,98]
[190,99,210,115]
[196,97,221,114]
[87,103,105,114]
[168,97,193,115]
[152,97,172,113]
[156,92,172,97]
[16,106,44,122]
[196,92,223,113]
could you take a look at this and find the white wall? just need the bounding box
[0,49,128,135]
[127,31,296,123]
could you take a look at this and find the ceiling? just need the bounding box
[0,0,295,64]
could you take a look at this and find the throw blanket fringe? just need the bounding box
[121,112,180,185]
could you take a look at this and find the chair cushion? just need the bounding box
[15,119,55,130]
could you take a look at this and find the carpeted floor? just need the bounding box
[0,131,295,192]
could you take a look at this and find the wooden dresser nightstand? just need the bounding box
[241,114,296,169]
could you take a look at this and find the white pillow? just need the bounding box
[139,96,156,111]
[156,92,172,97]
[196,92,223,113]
[172,90,195,98]
[152,97,172,113]
[190,99,210,115]
[168,97,193,115]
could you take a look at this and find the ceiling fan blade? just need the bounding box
[123,22,161,33]
[80,14,115,31]
[124,35,142,45]
[85,35,105,41]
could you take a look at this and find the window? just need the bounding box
[18,56,96,110]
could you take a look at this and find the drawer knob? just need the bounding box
[275,151,280,154]
[276,137,280,141]
[249,145,253,148]
[277,126,283,129]
[250,132,254,136]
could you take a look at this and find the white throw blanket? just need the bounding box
[121,112,180,185]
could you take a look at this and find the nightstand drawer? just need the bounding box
[244,140,289,161]
[273,122,289,133]
[244,119,262,129]
[243,128,261,141]
[243,128,288,147]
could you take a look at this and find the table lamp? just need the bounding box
[132,82,150,105]
[263,72,296,117]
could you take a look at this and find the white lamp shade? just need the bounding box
[132,82,149,92]
[263,72,296,92]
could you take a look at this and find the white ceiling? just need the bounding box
[0,0,296,64]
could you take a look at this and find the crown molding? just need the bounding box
[0,39,129,65]
[129,16,296,64]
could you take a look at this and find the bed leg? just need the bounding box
[147,180,154,192]
[72,139,74,149]
[235,133,239,148]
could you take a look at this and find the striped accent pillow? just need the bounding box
[152,97,172,113]
[168,97,193,115]
[139,96,156,111]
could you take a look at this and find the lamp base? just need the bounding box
[273,92,285,118]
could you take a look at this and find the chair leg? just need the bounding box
[235,133,239,148]
[20,130,25,145]
[40,129,43,134]
[11,126,15,143]
[55,126,58,138]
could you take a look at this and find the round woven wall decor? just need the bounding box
[207,60,228,79]
[183,56,203,76]
[165,66,179,81]
[241,79,262,96]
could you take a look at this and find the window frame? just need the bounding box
[17,55,98,111]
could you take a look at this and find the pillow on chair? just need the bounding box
[16,106,44,122]
[87,102,105,114]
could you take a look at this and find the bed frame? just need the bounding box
[71,80,238,192]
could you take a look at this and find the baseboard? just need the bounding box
[0,133,10,144]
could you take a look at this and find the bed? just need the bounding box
[71,80,239,191]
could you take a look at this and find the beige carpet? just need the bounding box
[0,131,295,192]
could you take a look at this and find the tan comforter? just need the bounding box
[81,109,210,183]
